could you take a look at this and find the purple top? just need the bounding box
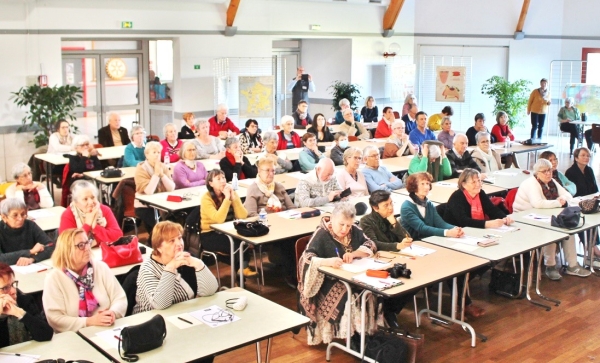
[172,161,208,189]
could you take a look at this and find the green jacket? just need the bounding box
[359,211,409,251]
[408,155,452,181]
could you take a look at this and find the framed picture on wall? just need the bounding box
[435,66,466,102]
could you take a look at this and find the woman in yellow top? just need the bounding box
[200,169,256,277]
[527,78,552,139]
[427,106,453,131]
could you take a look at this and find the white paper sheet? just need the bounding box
[278,210,302,219]
[493,170,519,176]
[10,263,49,274]
[487,225,518,233]
[435,182,457,188]
[399,245,436,256]
[26,209,54,219]
[523,213,551,223]
[166,313,203,329]
[0,352,40,363]
[341,258,390,273]
[450,243,480,251]
[446,236,489,246]
[188,305,240,328]
[96,326,125,350]
[352,273,403,290]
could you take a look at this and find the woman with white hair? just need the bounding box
[59,180,122,245]
[470,132,502,173]
[262,131,293,173]
[276,115,302,150]
[407,142,451,181]
[172,141,208,189]
[558,97,590,154]
[219,137,257,182]
[513,159,590,280]
[134,141,175,239]
[191,119,225,159]
[123,125,146,167]
[159,123,183,163]
[5,163,53,209]
[65,135,102,182]
[383,120,416,158]
[336,147,368,198]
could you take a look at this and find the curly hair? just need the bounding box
[405,172,433,194]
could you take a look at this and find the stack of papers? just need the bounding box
[352,273,403,290]
[399,245,436,256]
[523,213,551,223]
[447,235,498,247]
[341,258,390,273]
[10,263,48,274]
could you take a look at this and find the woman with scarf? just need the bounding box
[491,111,520,168]
[43,228,127,332]
[172,140,208,189]
[178,112,196,140]
[159,123,183,163]
[239,119,264,154]
[0,262,53,347]
[407,142,451,181]
[298,133,324,172]
[64,135,102,186]
[539,151,576,196]
[383,120,416,158]
[306,113,334,153]
[527,78,552,139]
[261,131,293,174]
[471,132,502,174]
[59,180,122,245]
[277,115,302,150]
[219,137,257,182]
[5,163,53,210]
[513,159,590,280]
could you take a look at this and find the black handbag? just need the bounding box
[352,329,408,363]
[579,197,600,214]
[489,268,526,299]
[101,166,124,178]
[551,206,584,229]
[119,314,167,362]
[234,220,269,237]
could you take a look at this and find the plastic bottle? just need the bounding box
[164,152,170,165]
[259,208,267,224]
[232,173,238,190]
[505,139,510,149]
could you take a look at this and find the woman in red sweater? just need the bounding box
[277,115,302,150]
[491,111,520,169]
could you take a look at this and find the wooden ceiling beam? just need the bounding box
[226,0,241,27]
[383,0,405,31]
[515,0,531,32]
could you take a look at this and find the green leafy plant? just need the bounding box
[328,81,362,111]
[11,84,82,148]
[481,76,532,129]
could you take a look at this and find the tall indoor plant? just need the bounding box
[328,81,362,111]
[481,76,531,129]
[11,84,82,148]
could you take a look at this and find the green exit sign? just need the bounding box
[121,21,133,29]
[194,65,201,70]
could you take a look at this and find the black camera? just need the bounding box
[387,263,411,279]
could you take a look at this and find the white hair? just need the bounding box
[11,163,31,180]
[332,202,356,219]
[339,98,350,107]
[533,158,552,176]
[428,145,441,159]
[162,123,177,137]
[453,133,468,144]
[70,180,98,202]
[73,134,90,146]
[280,115,294,126]
[216,104,228,112]
[144,141,162,155]
[0,198,26,216]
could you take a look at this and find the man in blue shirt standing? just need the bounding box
[409,111,436,146]
[361,146,404,192]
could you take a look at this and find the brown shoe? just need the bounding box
[464,304,486,319]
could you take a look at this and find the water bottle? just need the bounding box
[164,152,170,165]
[232,173,238,190]
[259,208,267,224]
[505,139,509,149]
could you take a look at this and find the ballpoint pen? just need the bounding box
[405,233,412,250]
[335,247,341,258]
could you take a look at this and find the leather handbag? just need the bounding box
[551,206,584,229]
[379,327,425,363]
[234,220,269,237]
[579,196,600,214]
[101,235,143,268]
[100,166,123,178]
[119,314,167,362]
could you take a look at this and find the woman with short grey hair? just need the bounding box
[5,163,53,209]
[191,119,225,159]
[337,148,368,198]
[558,96,586,154]
[160,122,183,163]
[470,132,502,173]
[64,134,102,187]
[172,140,207,189]
[123,125,146,167]
[262,131,292,174]
[219,137,257,182]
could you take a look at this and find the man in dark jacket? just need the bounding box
[445,133,481,178]
[98,113,131,147]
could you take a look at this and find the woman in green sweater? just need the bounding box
[408,143,451,181]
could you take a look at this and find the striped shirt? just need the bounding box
[133,257,218,314]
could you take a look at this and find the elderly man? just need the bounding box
[98,113,130,147]
[408,111,436,146]
[294,158,342,207]
[339,108,370,140]
[401,103,418,134]
[445,133,481,178]
[208,104,240,139]
[334,98,360,124]
[287,66,316,112]
[362,146,403,193]
[375,106,395,138]
[292,100,313,128]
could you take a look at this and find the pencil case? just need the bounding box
[366,269,389,278]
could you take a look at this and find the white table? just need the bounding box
[29,206,65,231]
[485,168,531,190]
[393,178,505,204]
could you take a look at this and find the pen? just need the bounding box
[178,317,193,325]
[405,233,412,250]
[114,335,122,341]
[335,247,341,258]
[37,268,48,273]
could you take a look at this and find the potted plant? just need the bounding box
[328,81,362,111]
[481,76,531,129]
[11,84,82,148]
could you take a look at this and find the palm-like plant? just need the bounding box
[481,76,531,129]
[328,81,362,111]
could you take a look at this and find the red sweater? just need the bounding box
[491,124,514,142]
[208,116,240,137]
[375,119,393,138]
[160,139,182,163]
[277,130,302,150]
[59,204,123,244]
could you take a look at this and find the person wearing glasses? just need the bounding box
[43,228,127,332]
[5,163,54,210]
[159,123,183,163]
[59,180,122,245]
[383,120,416,158]
[133,221,218,314]
[336,147,368,198]
[0,198,54,266]
[172,141,208,189]
[238,119,264,154]
[64,135,102,183]
[470,132,502,174]
[362,146,403,193]
[0,262,53,347]
[123,125,147,167]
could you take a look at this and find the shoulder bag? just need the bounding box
[101,235,144,268]
[119,314,167,362]
[234,220,269,237]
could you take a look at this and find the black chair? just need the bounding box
[122,265,141,316]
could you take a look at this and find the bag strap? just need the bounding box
[118,333,140,362]
[565,215,585,230]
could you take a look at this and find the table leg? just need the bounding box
[534,248,561,306]
[265,338,272,363]
[239,240,246,289]
[153,208,160,224]
[47,162,54,196]
[255,341,261,363]
[588,227,598,275]
[524,249,552,310]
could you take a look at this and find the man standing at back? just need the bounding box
[288,66,316,112]
[409,111,436,146]
[209,104,240,139]
[98,113,130,147]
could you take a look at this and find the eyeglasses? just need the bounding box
[539,169,552,174]
[259,169,275,174]
[367,154,380,159]
[6,211,27,220]
[0,281,18,293]
[479,140,491,144]
[211,309,234,322]
[75,240,93,250]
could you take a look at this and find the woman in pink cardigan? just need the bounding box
[172,141,208,189]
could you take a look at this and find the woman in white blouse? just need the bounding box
[47,119,73,154]
[336,147,368,198]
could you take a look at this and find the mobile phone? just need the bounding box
[339,188,352,198]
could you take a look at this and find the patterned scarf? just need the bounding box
[321,216,353,252]
[255,177,282,212]
[69,202,106,242]
[23,187,41,210]
[226,151,245,179]
[537,177,559,201]
[64,263,99,317]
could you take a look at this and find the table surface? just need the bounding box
[135,185,246,212]
[319,241,489,298]
[512,204,600,235]
[29,206,65,231]
[423,224,568,262]
[0,331,111,362]
[485,168,531,190]
[84,166,137,184]
[35,145,127,165]
[393,178,505,204]
[78,288,310,363]
[315,193,414,220]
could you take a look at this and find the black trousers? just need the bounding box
[201,231,249,270]
[135,207,157,242]
[530,112,546,139]
[560,122,579,150]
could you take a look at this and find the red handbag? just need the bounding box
[101,235,143,268]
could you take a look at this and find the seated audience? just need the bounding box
[437,116,455,150]
[383,120,416,158]
[172,141,208,189]
[471,132,502,174]
[408,143,451,181]
[298,133,324,172]
[306,113,334,152]
[362,146,403,193]
[295,158,342,207]
[334,98,360,124]
[0,262,53,347]
[539,151,576,196]
[330,131,349,166]
[208,104,240,139]
[123,125,146,167]
[192,119,226,159]
[292,100,313,128]
[558,97,592,152]
[277,116,302,150]
[375,106,395,138]
[0,198,53,266]
[466,113,495,146]
[428,106,453,131]
[446,133,481,178]
[408,111,436,145]
[336,147,368,198]
[64,135,102,184]
[5,163,53,209]
[98,113,130,147]
[219,137,257,182]
[133,221,218,314]
[160,123,183,163]
[43,228,127,332]
[491,111,520,168]
[401,103,418,134]
[401,94,417,118]
[262,131,293,174]
[239,119,264,154]
[361,96,379,123]
[48,119,73,154]
[340,108,370,141]
[178,112,196,139]
[565,147,597,197]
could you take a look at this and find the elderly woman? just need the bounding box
[201,170,255,277]
[192,119,226,160]
[437,117,455,150]
[471,132,502,174]
[401,172,464,240]
[0,198,54,266]
[361,96,379,123]
[401,94,417,117]
[0,262,53,347]
[43,228,127,333]
[134,141,175,239]
[239,119,263,154]
[330,131,349,166]
[5,163,53,209]
[490,111,520,169]
[159,123,183,163]
[513,159,590,280]
[277,115,302,150]
[123,125,146,167]
[408,143,451,181]
[59,180,122,245]
[559,98,592,151]
[298,133,324,172]
[219,137,257,182]
[178,112,196,139]
[262,131,293,174]
[244,158,295,216]
[383,120,416,158]
[65,135,102,182]
[539,151,576,196]
[133,221,218,314]
[336,147,368,198]
[48,119,73,154]
[172,141,208,189]
[566,147,597,197]
[306,113,334,153]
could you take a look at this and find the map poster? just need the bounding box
[239,76,274,118]
[562,83,600,120]
[435,66,466,102]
